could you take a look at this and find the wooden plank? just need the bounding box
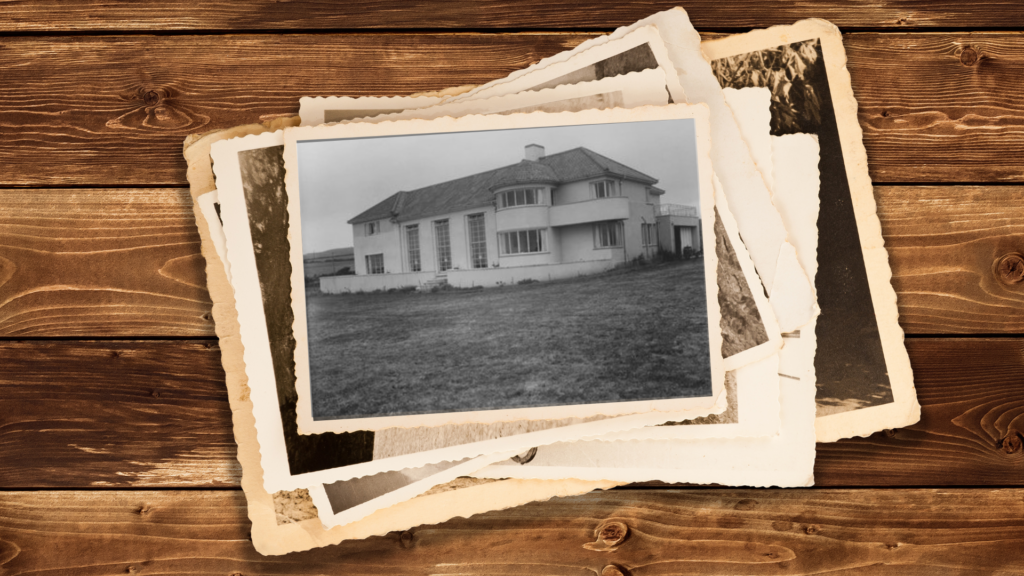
[0,340,238,488]
[0,189,214,337]
[2,33,1024,187]
[1,488,1023,574]
[3,186,1020,337]
[1,338,1021,488]
[876,186,1024,334]
[4,1,1024,32]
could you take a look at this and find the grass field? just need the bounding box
[306,259,712,420]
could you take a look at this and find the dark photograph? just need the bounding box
[712,39,895,415]
[295,120,714,421]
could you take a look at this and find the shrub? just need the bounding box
[517,278,538,285]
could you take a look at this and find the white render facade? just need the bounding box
[333,145,701,291]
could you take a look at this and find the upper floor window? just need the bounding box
[498,187,543,209]
[592,180,619,199]
[365,221,381,236]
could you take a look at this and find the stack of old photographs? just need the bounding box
[183,9,921,555]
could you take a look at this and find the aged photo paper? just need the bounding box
[187,119,625,555]
[702,19,920,441]
[475,176,817,487]
[280,105,725,435]
[448,8,816,333]
[216,109,725,491]
[299,94,444,127]
[451,25,685,105]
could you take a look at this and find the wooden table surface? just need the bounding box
[2,2,1023,573]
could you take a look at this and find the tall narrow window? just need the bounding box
[434,220,452,272]
[595,222,622,248]
[466,213,488,269]
[499,229,546,255]
[365,221,380,236]
[365,253,384,274]
[642,223,657,246]
[405,224,421,272]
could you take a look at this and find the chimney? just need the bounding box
[524,144,545,162]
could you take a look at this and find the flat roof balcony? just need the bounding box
[550,196,630,227]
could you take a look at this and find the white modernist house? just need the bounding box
[321,144,701,293]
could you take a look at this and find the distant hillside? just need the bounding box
[303,246,355,279]
[304,247,354,262]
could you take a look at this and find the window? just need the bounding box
[642,223,657,246]
[434,220,452,272]
[498,187,543,208]
[591,180,619,198]
[365,221,380,236]
[500,229,546,255]
[594,222,622,248]
[406,224,421,272]
[365,253,384,274]
[466,213,488,269]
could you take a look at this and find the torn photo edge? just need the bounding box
[701,19,920,442]
[187,120,625,555]
[445,8,817,334]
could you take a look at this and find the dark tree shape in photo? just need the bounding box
[712,39,825,135]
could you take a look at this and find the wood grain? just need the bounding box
[876,186,1024,334]
[849,33,1024,183]
[0,341,238,488]
[1,338,1021,488]
[2,488,1023,574]
[2,33,1024,186]
[4,1,1024,32]
[2,186,1018,337]
[0,189,214,336]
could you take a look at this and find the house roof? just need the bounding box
[348,146,661,224]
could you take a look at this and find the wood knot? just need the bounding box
[805,524,820,535]
[959,46,979,66]
[995,253,1024,285]
[999,432,1023,454]
[734,498,757,510]
[136,505,151,516]
[143,90,162,105]
[399,530,414,549]
[601,565,627,576]
[584,521,629,551]
[884,428,898,438]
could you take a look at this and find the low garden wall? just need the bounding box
[319,271,436,293]
[446,259,616,288]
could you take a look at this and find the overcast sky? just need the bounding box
[297,119,699,254]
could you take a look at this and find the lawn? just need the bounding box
[305,259,712,420]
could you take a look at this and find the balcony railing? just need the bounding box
[655,203,699,218]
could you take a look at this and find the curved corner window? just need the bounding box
[500,228,546,255]
[498,187,543,209]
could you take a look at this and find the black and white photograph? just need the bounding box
[285,107,725,432]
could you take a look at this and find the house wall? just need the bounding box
[559,223,624,263]
[620,180,659,261]
[397,206,499,273]
[352,218,401,275]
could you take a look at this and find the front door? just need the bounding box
[434,219,452,272]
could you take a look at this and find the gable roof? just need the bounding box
[348,146,660,224]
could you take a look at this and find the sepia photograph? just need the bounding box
[289,111,722,429]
